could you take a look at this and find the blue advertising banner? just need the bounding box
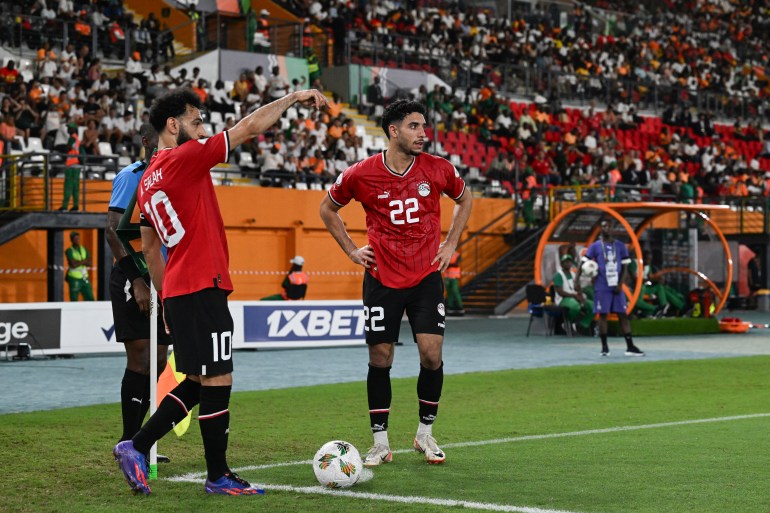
[242,301,366,348]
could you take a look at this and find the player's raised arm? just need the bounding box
[227,89,328,149]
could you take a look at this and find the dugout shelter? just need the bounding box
[534,203,734,316]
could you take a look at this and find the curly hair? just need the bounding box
[148,88,202,133]
[380,99,427,139]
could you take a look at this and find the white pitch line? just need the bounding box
[167,479,585,513]
[165,412,770,512]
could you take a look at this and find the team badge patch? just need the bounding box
[417,181,431,197]
[437,303,445,316]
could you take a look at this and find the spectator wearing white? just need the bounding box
[90,73,111,94]
[268,66,289,100]
[61,43,76,63]
[125,52,143,78]
[41,4,56,19]
[253,66,268,95]
[48,77,66,103]
[68,100,84,124]
[57,60,76,84]
[58,0,74,17]
[584,130,598,153]
[38,54,58,80]
[263,144,285,173]
[209,80,235,114]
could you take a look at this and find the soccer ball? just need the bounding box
[581,259,599,278]
[312,440,363,488]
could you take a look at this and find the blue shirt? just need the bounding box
[109,161,146,213]
[585,239,630,291]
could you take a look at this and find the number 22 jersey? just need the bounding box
[329,151,466,289]
[138,131,233,298]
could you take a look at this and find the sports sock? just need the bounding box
[199,385,231,481]
[373,431,389,447]
[600,333,609,351]
[367,365,392,438]
[120,369,148,441]
[132,378,201,455]
[624,334,634,349]
[417,363,443,426]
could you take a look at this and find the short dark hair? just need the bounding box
[380,99,426,138]
[148,89,202,132]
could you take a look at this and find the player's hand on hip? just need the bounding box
[132,278,151,316]
[349,245,375,268]
[294,89,329,110]
[432,242,456,273]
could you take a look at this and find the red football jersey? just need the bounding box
[329,151,466,288]
[138,131,232,298]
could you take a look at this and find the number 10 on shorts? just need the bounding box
[211,331,232,362]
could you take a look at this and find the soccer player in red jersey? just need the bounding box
[113,88,328,496]
[320,99,473,466]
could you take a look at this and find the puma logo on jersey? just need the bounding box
[377,191,390,199]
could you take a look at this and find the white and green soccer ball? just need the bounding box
[312,440,363,488]
[581,259,599,278]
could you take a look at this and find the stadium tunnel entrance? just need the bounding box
[534,203,734,316]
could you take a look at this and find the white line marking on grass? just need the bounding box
[165,412,770,512]
[168,478,585,513]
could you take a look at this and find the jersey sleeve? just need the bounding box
[328,163,355,206]
[178,131,230,178]
[442,161,466,200]
[108,164,140,213]
[584,242,598,262]
[553,272,564,287]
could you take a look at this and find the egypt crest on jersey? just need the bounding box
[329,151,465,289]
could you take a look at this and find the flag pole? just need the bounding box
[149,282,158,480]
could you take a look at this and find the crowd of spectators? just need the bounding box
[300,0,770,119]
[0,29,368,188]
[4,0,770,200]
[0,0,176,64]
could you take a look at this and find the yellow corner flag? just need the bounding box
[156,352,191,437]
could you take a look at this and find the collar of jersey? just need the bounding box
[381,150,415,177]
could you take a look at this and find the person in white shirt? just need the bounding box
[253,66,268,95]
[39,55,58,80]
[90,73,111,94]
[553,253,593,334]
[268,66,289,100]
[60,43,76,63]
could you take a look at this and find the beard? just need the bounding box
[176,125,194,146]
[399,137,424,156]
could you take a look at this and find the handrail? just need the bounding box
[456,205,515,252]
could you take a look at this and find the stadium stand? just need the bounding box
[2,0,770,203]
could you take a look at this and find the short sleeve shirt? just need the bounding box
[109,161,145,213]
[585,239,630,291]
[329,151,466,289]
[138,132,231,298]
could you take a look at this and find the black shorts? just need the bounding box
[109,267,172,345]
[362,271,446,345]
[163,288,234,376]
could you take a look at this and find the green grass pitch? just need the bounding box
[2,356,769,513]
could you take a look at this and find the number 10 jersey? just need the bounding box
[138,131,233,298]
[329,151,466,289]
